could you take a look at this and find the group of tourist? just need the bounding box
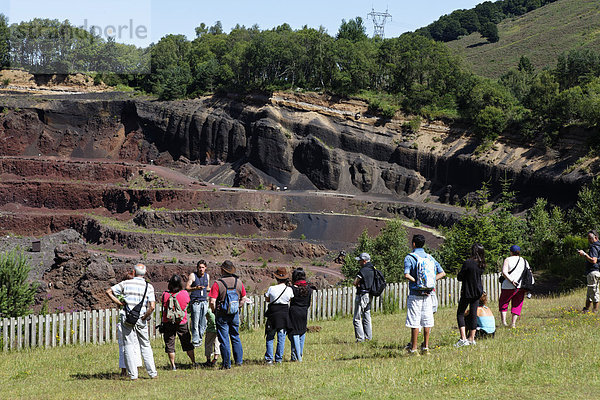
[105,258,312,380]
[106,259,249,380]
[352,234,536,354]
[105,229,600,379]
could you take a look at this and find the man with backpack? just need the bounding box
[578,230,600,313]
[353,252,375,342]
[106,263,158,380]
[403,235,445,355]
[208,260,248,369]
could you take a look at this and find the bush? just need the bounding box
[523,198,569,269]
[342,219,410,283]
[439,183,526,274]
[367,98,398,119]
[474,105,507,141]
[401,116,422,133]
[0,249,38,318]
[570,177,600,235]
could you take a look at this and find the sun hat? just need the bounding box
[274,266,290,280]
[220,260,236,275]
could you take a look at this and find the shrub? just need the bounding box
[523,198,569,269]
[439,182,526,274]
[474,105,507,141]
[0,249,38,318]
[342,219,410,282]
[401,116,422,133]
[570,177,600,235]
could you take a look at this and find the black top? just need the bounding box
[288,285,313,336]
[266,303,290,331]
[457,259,483,299]
[586,241,600,274]
[357,262,375,294]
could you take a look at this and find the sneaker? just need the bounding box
[404,342,412,350]
[265,360,273,366]
[454,339,470,348]
[420,344,429,355]
[171,365,177,371]
[468,340,476,346]
[407,349,420,356]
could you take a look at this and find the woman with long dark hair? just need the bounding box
[288,268,313,362]
[455,243,486,347]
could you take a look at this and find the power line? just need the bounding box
[368,7,392,39]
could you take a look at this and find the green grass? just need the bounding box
[1,290,600,399]
[446,0,600,78]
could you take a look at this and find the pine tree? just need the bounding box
[0,249,38,318]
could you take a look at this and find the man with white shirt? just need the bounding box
[106,263,157,380]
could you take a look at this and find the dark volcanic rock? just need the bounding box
[250,118,293,184]
[349,157,374,192]
[381,166,423,195]
[293,136,340,190]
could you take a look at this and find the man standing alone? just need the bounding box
[186,260,210,347]
[579,230,600,312]
[353,252,374,342]
[106,263,158,380]
[404,235,445,355]
[208,260,248,369]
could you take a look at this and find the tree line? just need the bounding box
[416,0,559,43]
[0,17,148,74]
[1,13,600,145]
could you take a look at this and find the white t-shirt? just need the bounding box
[501,256,532,289]
[265,283,294,305]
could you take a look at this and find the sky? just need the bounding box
[0,0,484,47]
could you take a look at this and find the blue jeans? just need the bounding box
[289,333,305,362]
[189,300,208,346]
[265,328,286,363]
[215,312,243,369]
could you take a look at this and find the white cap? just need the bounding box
[355,252,371,262]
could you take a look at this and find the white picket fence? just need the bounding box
[0,273,500,351]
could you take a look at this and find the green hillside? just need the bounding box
[446,0,600,78]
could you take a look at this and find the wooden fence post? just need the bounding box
[16,317,23,350]
[2,318,7,351]
[58,314,64,347]
[31,315,37,348]
[9,317,16,350]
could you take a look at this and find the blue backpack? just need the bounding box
[219,278,240,315]
[410,253,437,292]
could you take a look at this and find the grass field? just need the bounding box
[1,289,599,399]
[446,0,600,78]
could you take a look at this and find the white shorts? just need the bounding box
[405,294,435,328]
[431,292,438,314]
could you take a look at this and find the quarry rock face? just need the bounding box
[0,94,593,210]
[293,136,341,190]
[349,157,374,192]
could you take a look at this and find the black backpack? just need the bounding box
[369,267,386,297]
[519,261,534,291]
[124,282,148,327]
